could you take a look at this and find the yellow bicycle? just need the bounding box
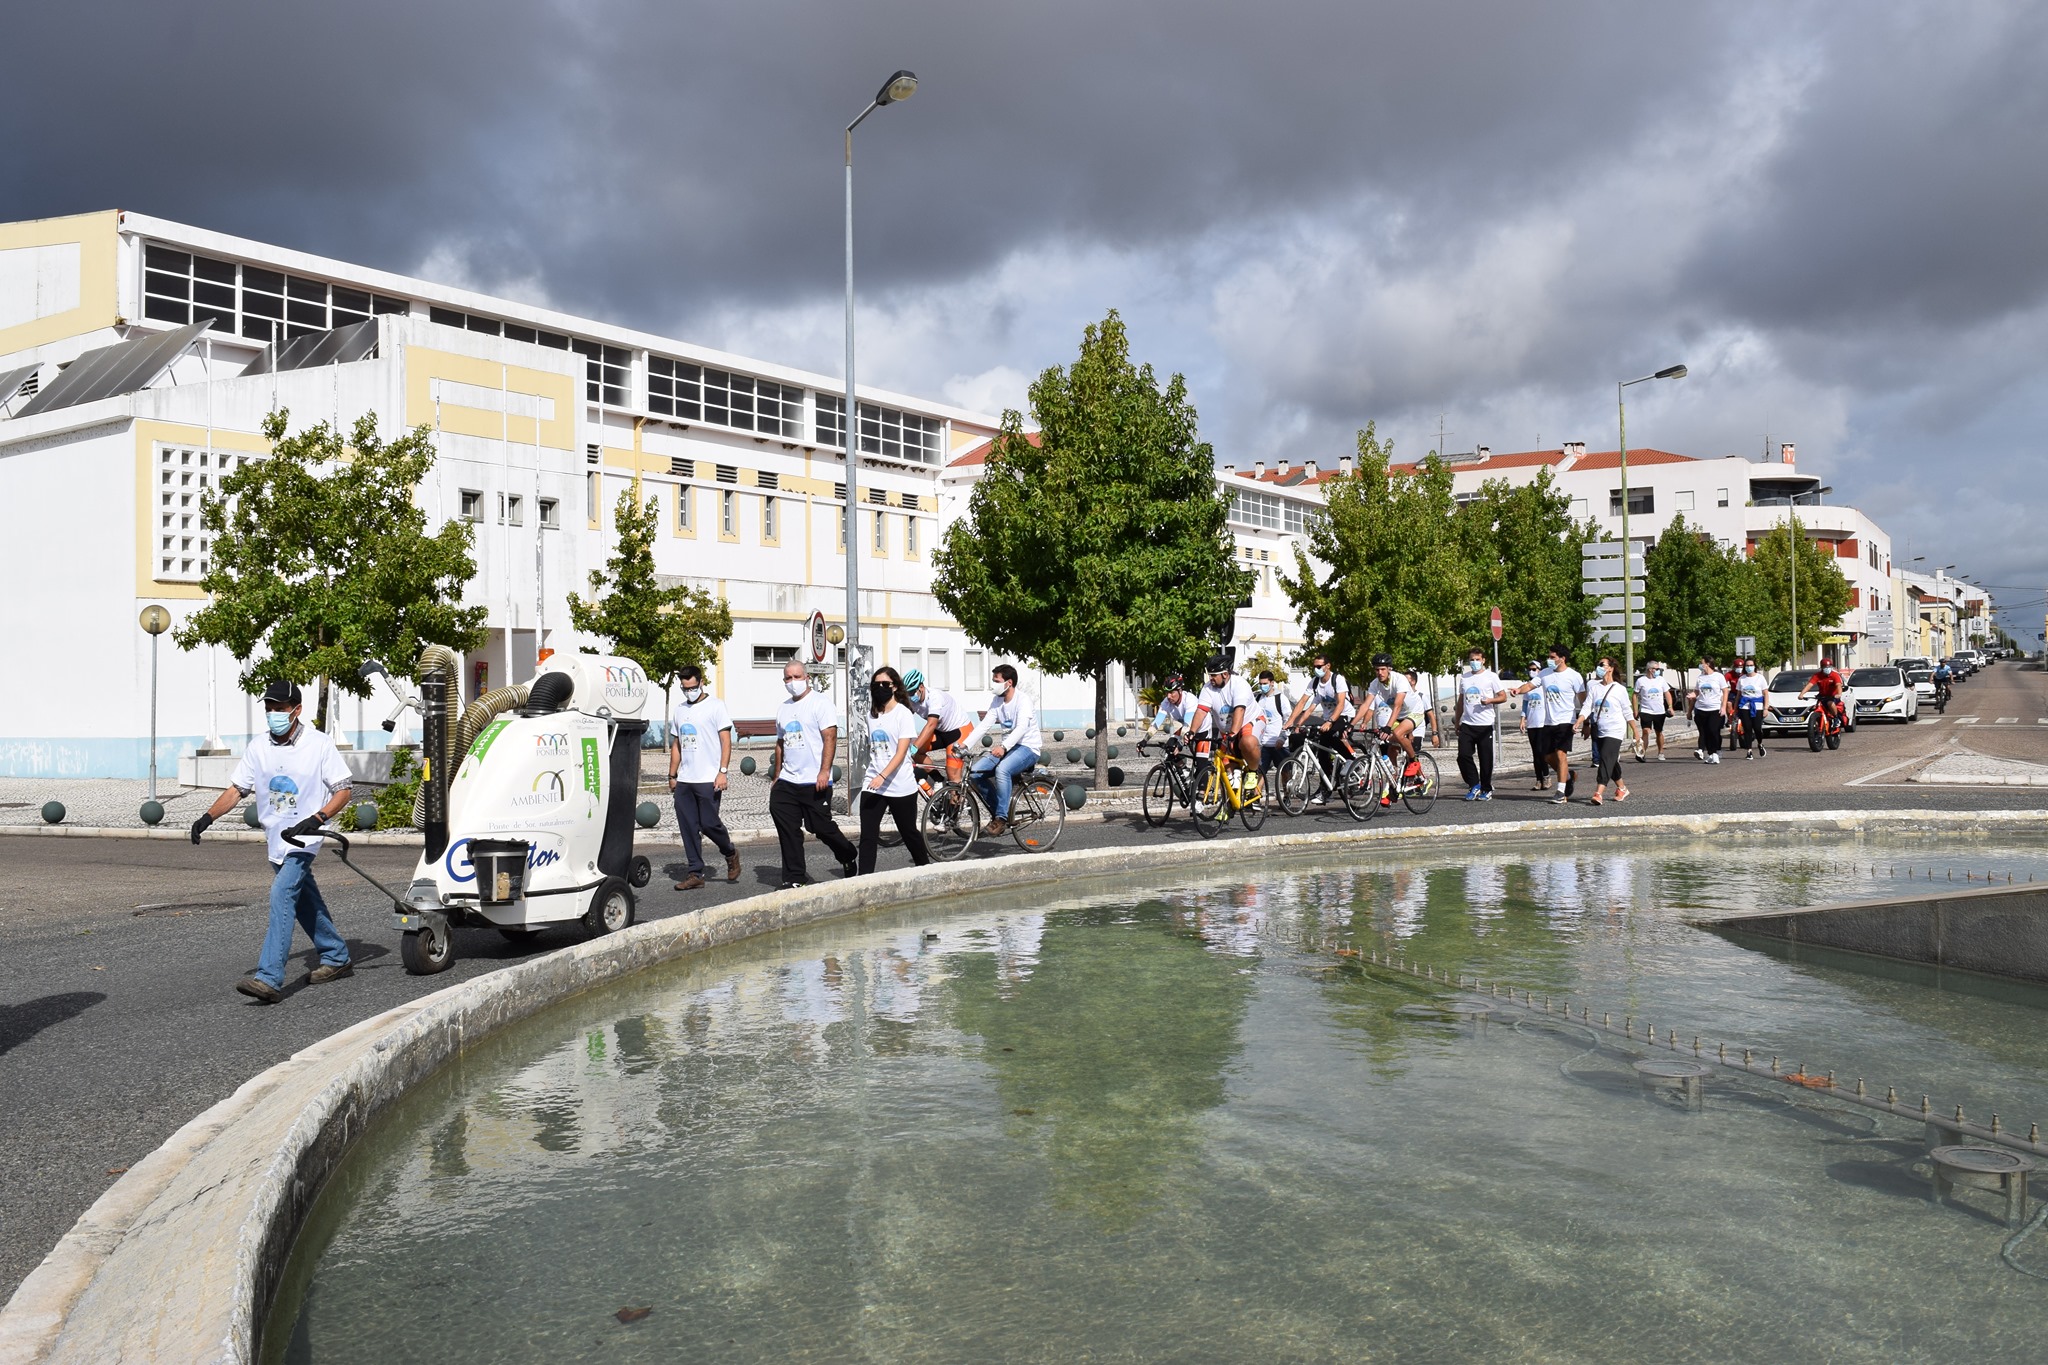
[1191,743,1268,838]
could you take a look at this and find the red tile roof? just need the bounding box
[946,431,1040,468]
[1230,446,1699,484]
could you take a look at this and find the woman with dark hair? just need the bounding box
[857,666,931,872]
[1577,656,1636,805]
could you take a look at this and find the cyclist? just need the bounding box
[1689,656,1728,763]
[1193,654,1260,788]
[1734,660,1769,759]
[1538,646,1585,804]
[1150,673,1200,736]
[1454,645,1508,801]
[1798,658,1848,735]
[1633,660,1676,762]
[1932,659,1953,708]
[971,663,1040,837]
[1365,653,1426,802]
[904,669,976,771]
[1286,652,1353,805]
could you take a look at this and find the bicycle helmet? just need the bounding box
[1206,653,1231,674]
[902,668,924,693]
[1371,652,1392,669]
[1163,672,1184,691]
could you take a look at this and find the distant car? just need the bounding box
[1905,667,1936,703]
[1944,655,1973,678]
[1848,666,1919,723]
[1762,668,1857,735]
[1894,656,1932,675]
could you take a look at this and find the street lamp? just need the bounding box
[1616,363,1686,678]
[138,605,172,800]
[841,68,918,788]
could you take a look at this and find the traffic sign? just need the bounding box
[1594,612,1646,631]
[1489,607,1503,642]
[1734,634,1757,658]
[807,610,827,665]
[1594,627,1646,644]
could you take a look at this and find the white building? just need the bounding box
[0,209,1004,778]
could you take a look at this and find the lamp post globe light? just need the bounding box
[841,68,918,788]
[1616,363,1686,679]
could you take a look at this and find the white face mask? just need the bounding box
[682,685,704,703]
[785,678,807,699]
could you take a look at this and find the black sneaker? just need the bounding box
[840,861,859,879]
[1564,770,1577,798]
[235,976,283,1004]
[778,879,807,890]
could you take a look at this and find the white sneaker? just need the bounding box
[1656,754,1667,762]
[1693,748,1704,761]
[1709,753,1721,764]
[1746,751,1755,761]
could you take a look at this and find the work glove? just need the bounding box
[285,814,325,842]
[189,812,214,844]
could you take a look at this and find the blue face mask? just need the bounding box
[266,711,294,738]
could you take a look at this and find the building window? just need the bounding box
[538,497,559,529]
[497,493,523,526]
[963,649,987,689]
[872,509,886,553]
[899,648,924,681]
[753,645,800,668]
[649,360,804,438]
[460,489,484,522]
[143,244,403,343]
[152,444,253,581]
[675,487,692,532]
[1716,487,1730,508]
[1228,488,1281,530]
[1570,498,1589,519]
[905,514,918,555]
[1608,488,1655,516]
[587,472,600,523]
[816,395,942,465]
[928,650,951,692]
[572,339,630,406]
[1675,489,1695,511]
[721,489,735,537]
[762,496,778,543]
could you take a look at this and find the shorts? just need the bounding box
[1543,723,1576,755]
[1641,712,1666,734]
[931,726,962,750]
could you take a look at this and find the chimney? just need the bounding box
[1566,441,1586,457]
[1223,461,1235,474]
[1780,442,1796,466]
[1253,459,1266,478]
[1476,445,1491,462]
[1303,459,1319,478]
[1339,454,1354,476]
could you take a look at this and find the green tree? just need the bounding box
[1746,516,1853,667]
[175,409,488,729]
[569,483,734,713]
[1455,466,1597,668]
[1278,424,1473,677]
[931,310,1250,786]
[1641,514,1751,666]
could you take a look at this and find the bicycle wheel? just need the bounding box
[1011,774,1066,851]
[1402,751,1441,815]
[920,786,978,860]
[1340,756,1380,820]
[1191,764,1226,838]
[1142,763,1176,827]
[1276,753,1312,817]
[1239,771,1269,832]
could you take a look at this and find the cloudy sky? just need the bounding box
[7,1,2044,633]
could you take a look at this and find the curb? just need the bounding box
[4,808,2044,1363]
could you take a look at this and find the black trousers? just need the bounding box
[1736,709,1766,750]
[858,790,931,873]
[672,781,735,874]
[769,780,856,882]
[1593,735,1624,785]
[1696,710,1724,756]
[1456,723,1495,793]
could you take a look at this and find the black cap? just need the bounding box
[1371,652,1392,668]
[260,680,303,707]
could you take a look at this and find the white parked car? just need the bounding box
[1848,666,1919,723]
[1761,669,1859,735]
[1905,667,1936,704]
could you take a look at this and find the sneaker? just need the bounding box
[840,860,860,879]
[778,879,807,890]
[1708,754,1721,764]
[305,962,352,985]
[1746,751,1755,761]
[1656,754,1667,762]
[1551,793,1570,805]
[984,818,1009,836]
[674,873,706,890]
[235,976,283,1005]
[1693,748,1704,761]
[1463,785,1481,802]
[1564,770,1577,798]
[725,852,742,883]
[1476,791,1493,801]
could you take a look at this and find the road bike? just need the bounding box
[1190,739,1268,838]
[1138,735,1201,827]
[1343,729,1441,819]
[1275,725,1359,816]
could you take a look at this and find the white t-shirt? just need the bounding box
[986,688,1041,753]
[1541,667,1585,728]
[1692,671,1728,714]
[1197,676,1255,735]
[1456,669,1504,727]
[915,689,975,740]
[1154,693,1200,732]
[1250,693,1289,745]
[1519,678,1547,724]
[1305,672,1351,723]
[669,694,732,785]
[1366,676,1410,728]
[1635,673,1674,716]
[1735,673,1769,711]
[1401,677,1432,722]
[775,687,838,785]
[231,724,353,863]
[863,704,924,798]
[1579,681,1634,740]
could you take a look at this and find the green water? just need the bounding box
[272,839,2048,1363]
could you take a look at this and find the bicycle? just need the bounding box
[908,751,1067,854]
[1138,734,1201,827]
[1190,737,1268,838]
[1275,725,1358,816]
[1343,728,1441,819]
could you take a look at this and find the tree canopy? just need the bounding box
[1457,466,1598,667]
[1747,517,1854,666]
[175,410,488,727]
[931,309,1250,783]
[569,483,734,704]
[1641,513,1853,667]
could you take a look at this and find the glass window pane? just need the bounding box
[467,314,500,335]
[243,291,283,319]
[241,316,275,341]
[145,270,189,300]
[143,295,189,323]
[192,255,237,284]
[242,267,285,295]
[144,245,190,274]
[430,307,466,328]
[331,287,370,314]
[287,300,327,326]
[285,276,326,302]
[193,280,235,309]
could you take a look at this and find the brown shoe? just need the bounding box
[724,851,741,883]
[306,961,353,985]
[674,873,706,891]
[984,817,1008,836]
[235,976,283,1004]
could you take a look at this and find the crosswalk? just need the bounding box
[1918,716,2045,725]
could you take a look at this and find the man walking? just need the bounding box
[189,681,356,1004]
[1540,646,1586,804]
[769,660,857,889]
[1455,645,1508,801]
[667,663,741,890]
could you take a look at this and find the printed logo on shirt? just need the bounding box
[676,722,700,751]
[781,717,811,746]
[265,774,300,815]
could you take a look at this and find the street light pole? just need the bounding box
[1616,364,1687,680]
[138,605,172,800]
[842,68,918,789]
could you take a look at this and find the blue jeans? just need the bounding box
[673,781,735,874]
[971,746,1037,819]
[256,852,350,988]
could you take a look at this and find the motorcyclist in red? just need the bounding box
[1798,658,1847,730]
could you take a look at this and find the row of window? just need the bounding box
[749,645,989,695]
[456,489,561,529]
[154,443,259,582]
[144,245,406,344]
[1228,487,1316,535]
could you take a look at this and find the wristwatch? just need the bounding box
[718,766,728,774]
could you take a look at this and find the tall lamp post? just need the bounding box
[1616,364,1687,679]
[138,605,172,800]
[841,68,919,785]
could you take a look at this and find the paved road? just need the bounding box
[3,661,2045,1301]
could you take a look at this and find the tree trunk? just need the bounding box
[314,675,330,735]
[1093,669,1109,793]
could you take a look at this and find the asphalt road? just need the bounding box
[3,661,2044,1302]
